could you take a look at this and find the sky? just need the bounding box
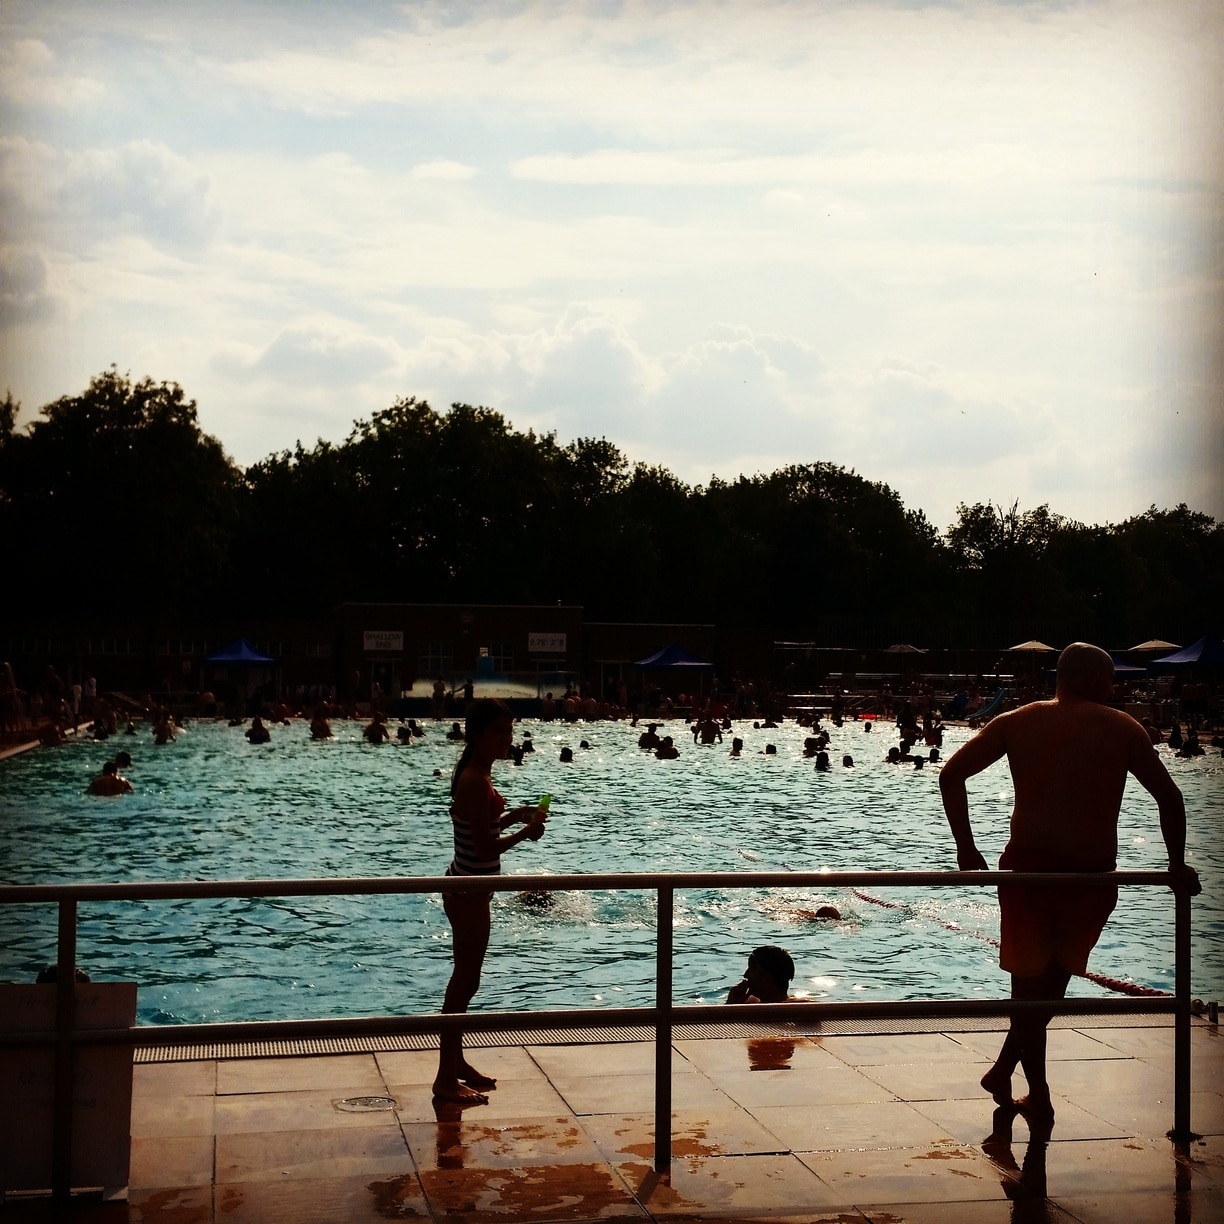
[1,0,1221,532]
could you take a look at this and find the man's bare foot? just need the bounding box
[432,1079,489,1105]
[1015,1093,1055,1128]
[458,1061,497,1090]
[980,1065,1015,1106]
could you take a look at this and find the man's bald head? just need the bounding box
[1056,642,1114,700]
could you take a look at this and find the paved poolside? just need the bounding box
[4,1019,1223,1222]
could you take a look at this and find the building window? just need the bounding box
[305,640,331,658]
[480,642,514,671]
[419,641,453,678]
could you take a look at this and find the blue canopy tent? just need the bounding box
[633,643,714,705]
[205,639,277,665]
[205,639,280,704]
[633,644,714,670]
[1149,636,1224,668]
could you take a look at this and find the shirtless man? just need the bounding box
[87,760,133,796]
[939,642,1200,1125]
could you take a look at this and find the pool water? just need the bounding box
[1,718,1220,1025]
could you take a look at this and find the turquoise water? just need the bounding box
[1,718,1220,1025]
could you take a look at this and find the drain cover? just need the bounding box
[335,1095,398,1112]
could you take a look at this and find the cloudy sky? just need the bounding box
[1,0,1220,531]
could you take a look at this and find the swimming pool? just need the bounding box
[1,718,1219,1024]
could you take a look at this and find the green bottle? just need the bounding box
[538,793,552,811]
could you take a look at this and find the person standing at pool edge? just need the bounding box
[434,698,549,1104]
[939,641,1199,1125]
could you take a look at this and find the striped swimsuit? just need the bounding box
[447,776,505,877]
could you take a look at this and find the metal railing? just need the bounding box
[0,868,1194,1200]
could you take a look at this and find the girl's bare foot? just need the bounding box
[1015,1093,1055,1128]
[459,1060,497,1090]
[980,1065,1015,1106]
[432,1079,489,1105]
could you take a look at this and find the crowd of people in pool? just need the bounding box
[39,667,1220,799]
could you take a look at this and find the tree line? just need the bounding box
[1,368,1220,647]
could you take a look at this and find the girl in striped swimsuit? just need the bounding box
[434,698,549,1104]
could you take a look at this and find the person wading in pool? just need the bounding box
[434,698,549,1104]
[939,641,1199,1126]
[726,945,796,1003]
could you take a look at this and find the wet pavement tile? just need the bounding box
[416,1160,647,1221]
[129,1134,215,1189]
[820,1034,978,1066]
[129,1092,215,1139]
[910,1094,1127,1144]
[857,1201,1081,1222]
[214,1171,430,1221]
[391,1075,575,1125]
[1175,1133,1224,1187]
[799,1141,1013,1206]
[1051,1183,1224,1224]
[527,1041,696,1080]
[750,1100,957,1151]
[213,1087,404,1134]
[1078,1088,1224,1137]
[949,1026,1131,1062]
[578,1108,787,1162]
[214,1123,413,1183]
[548,1072,732,1116]
[853,1059,991,1102]
[1003,1135,1200,1197]
[132,1061,217,1098]
[705,1064,894,1109]
[613,1152,849,1217]
[377,1045,547,1087]
[1040,1056,1177,1098]
[216,1053,384,1095]
[402,1113,605,1171]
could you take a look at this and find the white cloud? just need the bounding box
[0,37,103,109]
[213,320,402,386]
[0,245,57,326]
[0,137,218,253]
[411,160,478,181]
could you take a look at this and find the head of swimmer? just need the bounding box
[1055,642,1114,702]
[743,945,794,1002]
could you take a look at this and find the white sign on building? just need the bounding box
[363,630,404,653]
[528,632,567,654]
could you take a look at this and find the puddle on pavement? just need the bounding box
[367,1174,430,1219]
[418,1162,633,1219]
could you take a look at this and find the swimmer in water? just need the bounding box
[86,760,133,796]
[726,945,796,1003]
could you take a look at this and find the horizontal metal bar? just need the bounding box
[0,868,1175,904]
[0,995,1174,1049]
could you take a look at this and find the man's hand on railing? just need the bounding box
[1170,863,1201,896]
[956,845,989,872]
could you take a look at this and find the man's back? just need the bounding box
[992,696,1145,865]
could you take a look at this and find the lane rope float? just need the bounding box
[736,849,1171,999]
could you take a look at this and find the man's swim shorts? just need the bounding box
[997,843,1118,978]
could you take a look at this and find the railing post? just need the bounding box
[52,899,78,1201]
[654,885,673,1176]
[1169,881,1195,1140]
